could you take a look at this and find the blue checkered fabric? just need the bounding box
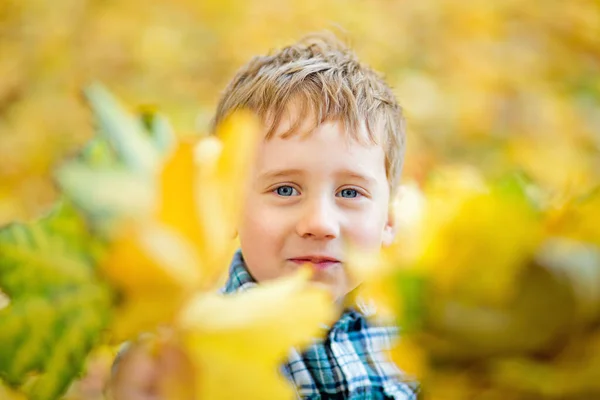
[222,250,420,399]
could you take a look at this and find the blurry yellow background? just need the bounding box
[1,2,599,399]
[1,0,599,224]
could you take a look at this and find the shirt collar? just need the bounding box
[221,249,258,294]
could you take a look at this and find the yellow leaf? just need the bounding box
[194,110,261,288]
[102,110,260,339]
[390,337,428,381]
[178,269,336,400]
[490,330,600,397]
[418,168,541,305]
[102,224,201,341]
[424,370,475,400]
[549,189,600,246]
[344,246,402,321]
[156,141,204,254]
[0,381,26,400]
[509,137,597,200]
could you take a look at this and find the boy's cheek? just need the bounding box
[240,205,283,246]
[239,204,289,281]
[344,214,390,249]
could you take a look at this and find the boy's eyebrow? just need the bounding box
[258,168,305,181]
[336,169,377,186]
[257,168,378,186]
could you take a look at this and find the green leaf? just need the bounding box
[394,270,428,334]
[0,202,114,400]
[79,137,119,168]
[84,83,160,175]
[137,108,176,155]
[55,162,156,231]
[56,85,176,233]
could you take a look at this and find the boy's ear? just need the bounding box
[382,202,397,247]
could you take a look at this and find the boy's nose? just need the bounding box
[295,197,339,240]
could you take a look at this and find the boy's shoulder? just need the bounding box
[283,308,418,399]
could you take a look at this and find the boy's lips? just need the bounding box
[288,256,342,271]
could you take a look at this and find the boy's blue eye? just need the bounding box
[275,186,299,197]
[338,188,359,198]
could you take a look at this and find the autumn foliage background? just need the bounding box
[1,0,600,399]
[3,0,598,224]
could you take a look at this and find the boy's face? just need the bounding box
[238,109,395,300]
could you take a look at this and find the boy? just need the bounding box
[111,32,418,399]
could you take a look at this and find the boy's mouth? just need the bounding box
[288,256,341,271]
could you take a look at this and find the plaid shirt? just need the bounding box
[222,251,419,400]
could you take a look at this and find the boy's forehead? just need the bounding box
[253,119,388,180]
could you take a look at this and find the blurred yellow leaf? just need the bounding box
[194,111,261,288]
[509,137,597,201]
[549,189,600,246]
[102,111,259,341]
[418,168,542,305]
[490,330,600,397]
[0,381,27,400]
[390,338,427,381]
[178,269,336,400]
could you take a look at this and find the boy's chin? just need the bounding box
[308,271,353,304]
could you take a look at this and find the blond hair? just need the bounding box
[212,32,406,194]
